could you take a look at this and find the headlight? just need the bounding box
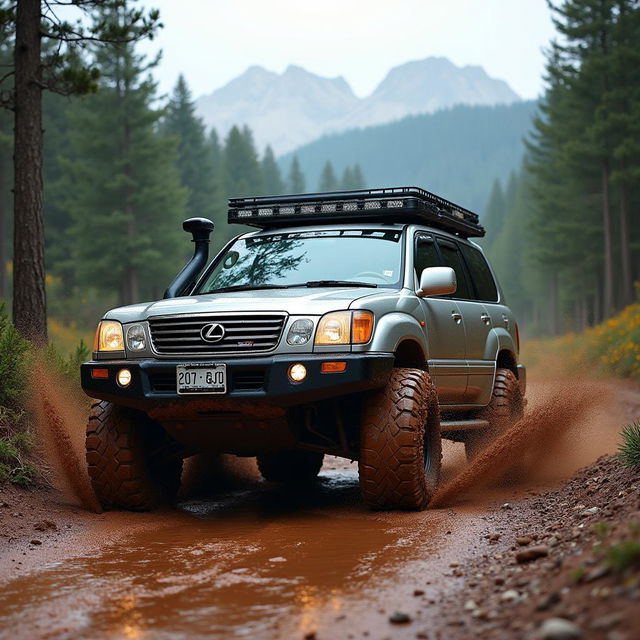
[315,311,352,345]
[314,311,374,346]
[94,320,125,352]
[126,324,146,351]
[286,319,314,345]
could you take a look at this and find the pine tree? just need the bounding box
[261,145,284,195]
[224,125,264,198]
[0,0,160,343]
[287,155,305,194]
[340,166,355,190]
[0,21,12,301]
[480,179,506,252]
[351,164,366,189]
[162,75,219,222]
[318,160,338,191]
[339,165,367,190]
[61,6,186,306]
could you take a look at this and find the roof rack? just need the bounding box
[228,186,484,238]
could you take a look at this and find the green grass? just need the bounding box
[0,414,38,487]
[619,420,640,469]
[606,539,640,573]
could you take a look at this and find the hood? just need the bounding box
[104,287,395,323]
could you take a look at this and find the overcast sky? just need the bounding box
[139,0,555,101]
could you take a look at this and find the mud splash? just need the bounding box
[30,359,102,513]
[432,380,613,507]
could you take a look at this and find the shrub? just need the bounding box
[606,539,640,573]
[0,303,29,408]
[524,303,640,381]
[619,420,640,469]
[0,407,37,487]
[43,339,91,386]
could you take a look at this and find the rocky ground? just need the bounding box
[424,455,640,640]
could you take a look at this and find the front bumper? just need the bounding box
[80,353,395,411]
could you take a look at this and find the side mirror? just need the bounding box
[416,266,457,297]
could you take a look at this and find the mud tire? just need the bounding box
[359,367,441,510]
[86,400,183,511]
[464,368,524,461]
[257,450,324,484]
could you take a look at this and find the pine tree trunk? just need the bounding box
[619,183,633,306]
[601,162,614,319]
[0,153,7,300]
[13,0,47,344]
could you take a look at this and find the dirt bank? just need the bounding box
[429,455,640,640]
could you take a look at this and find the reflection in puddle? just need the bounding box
[0,471,446,639]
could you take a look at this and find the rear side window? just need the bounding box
[459,244,499,302]
[435,239,473,299]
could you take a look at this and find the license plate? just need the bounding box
[177,363,227,395]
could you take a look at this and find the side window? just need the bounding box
[414,234,441,280]
[459,243,499,302]
[435,238,473,299]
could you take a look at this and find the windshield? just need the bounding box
[196,229,404,293]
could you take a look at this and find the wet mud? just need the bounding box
[30,361,102,513]
[0,376,635,639]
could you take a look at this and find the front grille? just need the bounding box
[148,313,287,355]
[148,369,266,393]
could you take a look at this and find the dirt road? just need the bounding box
[0,376,637,640]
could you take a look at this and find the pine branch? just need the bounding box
[0,70,14,86]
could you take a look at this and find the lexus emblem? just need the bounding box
[200,322,226,343]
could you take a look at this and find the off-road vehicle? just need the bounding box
[81,187,526,511]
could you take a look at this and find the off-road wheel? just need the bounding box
[464,368,524,461]
[359,368,441,510]
[86,400,183,511]
[257,450,324,484]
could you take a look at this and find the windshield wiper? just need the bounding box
[206,284,292,294]
[207,280,378,294]
[303,280,378,288]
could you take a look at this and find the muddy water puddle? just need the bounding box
[0,470,458,640]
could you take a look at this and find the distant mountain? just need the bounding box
[280,101,537,214]
[195,65,359,155]
[338,58,520,131]
[195,58,521,154]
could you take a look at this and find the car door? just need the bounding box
[458,242,514,403]
[414,232,467,404]
[435,237,493,403]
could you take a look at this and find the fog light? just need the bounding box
[116,368,132,387]
[288,363,307,383]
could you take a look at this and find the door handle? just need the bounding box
[502,314,510,329]
[481,313,491,325]
[451,311,462,324]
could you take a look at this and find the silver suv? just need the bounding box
[81,187,526,511]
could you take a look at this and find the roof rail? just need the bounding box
[228,186,484,238]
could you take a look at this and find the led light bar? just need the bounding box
[228,186,484,238]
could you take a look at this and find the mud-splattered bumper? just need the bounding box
[80,353,394,410]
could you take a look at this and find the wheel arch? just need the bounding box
[394,339,427,370]
[496,348,518,377]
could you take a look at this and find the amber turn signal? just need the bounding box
[352,311,374,344]
[320,361,347,373]
[91,368,109,379]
